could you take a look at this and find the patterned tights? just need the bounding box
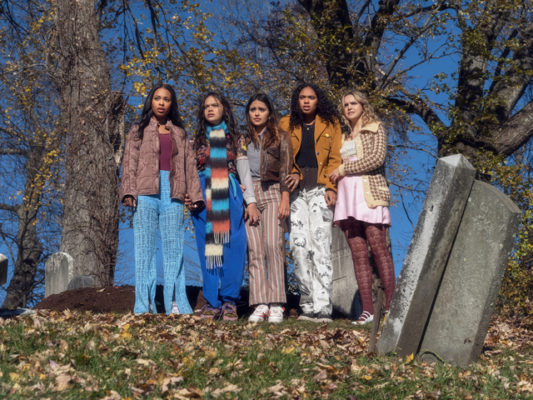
[342,219,395,314]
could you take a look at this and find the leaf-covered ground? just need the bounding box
[0,310,531,399]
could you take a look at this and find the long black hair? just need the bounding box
[289,82,338,130]
[194,91,239,151]
[137,82,184,140]
[245,93,281,149]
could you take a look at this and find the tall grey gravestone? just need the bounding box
[331,225,361,317]
[377,154,476,356]
[0,253,7,286]
[45,252,75,297]
[419,180,521,365]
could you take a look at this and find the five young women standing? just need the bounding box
[121,82,395,323]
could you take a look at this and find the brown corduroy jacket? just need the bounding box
[338,122,390,207]
[120,118,203,204]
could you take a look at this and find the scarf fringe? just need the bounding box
[214,231,230,244]
[206,255,223,269]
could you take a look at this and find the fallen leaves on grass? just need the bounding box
[0,311,530,398]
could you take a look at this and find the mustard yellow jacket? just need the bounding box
[279,115,342,192]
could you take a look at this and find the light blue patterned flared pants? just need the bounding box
[133,170,192,314]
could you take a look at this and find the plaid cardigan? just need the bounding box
[338,122,390,208]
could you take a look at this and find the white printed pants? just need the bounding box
[289,186,333,315]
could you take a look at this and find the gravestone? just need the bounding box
[0,254,7,286]
[377,154,476,356]
[331,225,361,317]
[67,275,96,291]
[45,252,75,297]
[419,180,521,365]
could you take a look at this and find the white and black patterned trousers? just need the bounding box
[289,186,333,315]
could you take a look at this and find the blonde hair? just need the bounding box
[338,90,379,130]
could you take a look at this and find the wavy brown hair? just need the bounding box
[194,91,239,151]
[245,93,281,149]
[339,90,380,134]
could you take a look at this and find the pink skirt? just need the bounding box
[334,174,391,226]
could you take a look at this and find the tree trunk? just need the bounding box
[55,0,124,287]
[2,152,44,308]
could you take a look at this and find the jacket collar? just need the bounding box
[360,121,380,133]
[292,115,329,143]
[149,117,172,130]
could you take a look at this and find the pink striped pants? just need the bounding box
[246,181,287,306]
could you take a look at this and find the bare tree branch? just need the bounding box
[0,203,18,213]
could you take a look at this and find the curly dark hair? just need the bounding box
[245,93,281,149]
[289,83,338,129]
[194,91,239,151]
[137,82,184,140]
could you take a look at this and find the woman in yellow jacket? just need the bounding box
[280,83,342,322]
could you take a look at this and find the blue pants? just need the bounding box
[133,170,192,314]
[192,173,247,308]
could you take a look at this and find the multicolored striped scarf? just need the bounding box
[205,121,230,268]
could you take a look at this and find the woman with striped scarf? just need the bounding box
[188,92,259,321]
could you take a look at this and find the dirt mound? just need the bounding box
[34,285,136,313]
[34,285,300,317]
[34,285,209,314]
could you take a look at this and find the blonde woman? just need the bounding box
[329,90,395,325]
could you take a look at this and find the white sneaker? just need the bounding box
[171,302,180,315]
[268,305,284,323]
[248,304,269,322]
[352,311,374,325]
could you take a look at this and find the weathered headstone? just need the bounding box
[45,252,74,297]
[67,275,96,291]
[419,181,521,365]
[331,225,362,317]
[378,154,476,356]
[0,253,7,286]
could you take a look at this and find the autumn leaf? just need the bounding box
[55,374,71,391]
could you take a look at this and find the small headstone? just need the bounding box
[67,275,96,291]
[0,254,7,286]
[331,225,362,318]
[378,154,476,356]
[45,252,74,297]
[419,181,521,365]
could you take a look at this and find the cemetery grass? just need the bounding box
[0,311,531,399]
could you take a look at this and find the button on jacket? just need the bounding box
[120,118,203,204]
[279,115,342,193]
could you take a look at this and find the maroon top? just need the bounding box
[159,133,172,171]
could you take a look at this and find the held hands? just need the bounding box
[325,190,337,207]
[122,195,136,208]
[184,193,205,211]
[245,203,260,226]
[329,168,341,184]
[285,173,300,192]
